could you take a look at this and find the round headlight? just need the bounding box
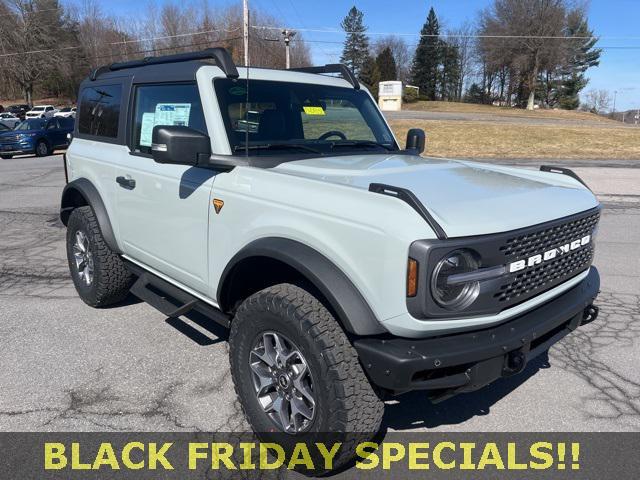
[431,249,480,310]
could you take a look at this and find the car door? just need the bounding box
[45,118,66,147]
[115,82,214,294]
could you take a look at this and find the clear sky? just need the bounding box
[104,0,639,111]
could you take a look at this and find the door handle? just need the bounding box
[116,176,136,189]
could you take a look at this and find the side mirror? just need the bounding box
[405,128,426,154]
[151,126,211,166]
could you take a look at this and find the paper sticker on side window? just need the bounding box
[139,103,192,147]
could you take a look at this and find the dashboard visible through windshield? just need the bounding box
[214,78,398,156]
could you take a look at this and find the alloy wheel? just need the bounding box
[249,331,316,433]
[72,230,94,286]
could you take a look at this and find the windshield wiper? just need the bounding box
[329,140,394,151]
[234,143,322,154]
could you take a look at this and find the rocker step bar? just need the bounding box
[126,262,230,328]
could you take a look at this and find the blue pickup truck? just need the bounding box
[0,117,74,159]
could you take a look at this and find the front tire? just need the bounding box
[229,283,384,437]
[66,206,133,307]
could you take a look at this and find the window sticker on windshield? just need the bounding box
[303,106,326,116]
[139,103,192,147]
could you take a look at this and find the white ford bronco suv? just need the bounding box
[61,48,601,436]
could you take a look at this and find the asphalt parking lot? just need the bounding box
[1,154,639,433]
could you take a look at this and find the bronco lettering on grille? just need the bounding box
[508,235,591,273]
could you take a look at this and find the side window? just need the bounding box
[131,83,206,154]
[46,106,54,111]
[47,119,59,129]
[78,84,122,138]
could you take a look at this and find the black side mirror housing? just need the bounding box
[151,126,211,166]
[405,128,426,154]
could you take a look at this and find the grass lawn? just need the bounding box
[404,100,617,124]
[389,119,640,159]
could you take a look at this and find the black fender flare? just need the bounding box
[218,238,387,336]
[60,178,120,253]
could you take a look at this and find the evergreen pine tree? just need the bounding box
[411,7,441,100]
[440,42,460,100]
[359,55,381,97]
[340,6,370,77]
[558,10,601,109]
[375,47,397,81]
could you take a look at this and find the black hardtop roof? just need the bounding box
[82,48,360,89]
[82,60,211,86]
[85,48,239,85]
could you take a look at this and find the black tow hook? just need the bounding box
[582,304,599,325]
[503,349,527,376]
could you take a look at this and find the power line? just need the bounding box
[300,38,640,50]
[90,37,243,62]
[0,27,241,58]
[251,25,640,41]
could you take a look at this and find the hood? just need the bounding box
[1,129,39,136]
[273,154,599,238]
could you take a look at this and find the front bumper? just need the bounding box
[0,141,34,155]
[354,266,600,397]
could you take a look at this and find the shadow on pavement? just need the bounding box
[382,352,550,430]
[165,310,229,346]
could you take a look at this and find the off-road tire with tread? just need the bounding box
[229,283,384,469]
[66,206,133,307]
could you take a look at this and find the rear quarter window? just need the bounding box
[78,84,122,138]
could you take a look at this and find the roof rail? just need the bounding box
[90,48,239,81]
[289,64,360,90]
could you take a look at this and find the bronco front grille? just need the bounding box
[499,212,600,259]
[407,206,601,320]
[494,210,600,305]
[495,244,594,303]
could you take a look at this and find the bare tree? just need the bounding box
[478,0,567,110]
[0,0,62,103]
[373,35,411,83]
[446,23,475,101]
[0,0,311,103]
[582,89,611,114]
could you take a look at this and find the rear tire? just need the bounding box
[229,284,384,468]
[66,206,133,307]
[35,139,50,157]
[0,154,12,159]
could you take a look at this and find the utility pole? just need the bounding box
[282,29,296,69]
[243,0,249,66]
[613,90,617,117]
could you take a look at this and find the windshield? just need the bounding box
[0,123,10,131]
[215,79,397,156]
[31,107,45,111]
[15,119,46,130]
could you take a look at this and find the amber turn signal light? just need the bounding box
[407,258,418,297]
